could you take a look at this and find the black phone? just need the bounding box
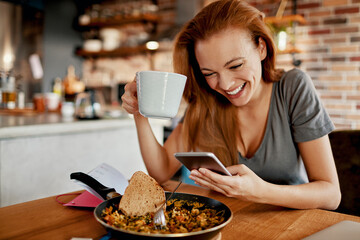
[174,152,232,176]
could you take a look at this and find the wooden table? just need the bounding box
[0,181,359,240]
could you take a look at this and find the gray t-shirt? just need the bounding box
[239,68,334,185]
[179,68,334,185]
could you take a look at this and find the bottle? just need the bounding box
[1,75,16,109]
[53,77,63,97]
[0,70,4,108]
[17,90,25,109]
[63,65,85,102]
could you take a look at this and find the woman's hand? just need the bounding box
[121,79,141,116]
[189,164,267,202]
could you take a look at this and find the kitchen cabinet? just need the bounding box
[0,115,169,207]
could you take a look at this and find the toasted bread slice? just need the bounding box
[119,171,165,216]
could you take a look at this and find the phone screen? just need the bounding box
[174,152,232,176]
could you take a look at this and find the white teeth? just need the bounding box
[226,83,246,95]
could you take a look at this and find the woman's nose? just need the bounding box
[218,73,235,91]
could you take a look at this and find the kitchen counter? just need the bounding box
[0,112,170,139]
[0,108,143,128]
[0,112,170,207]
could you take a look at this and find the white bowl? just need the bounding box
[83,39,102,52]
[102,39,120,51]
[100,28,121,39]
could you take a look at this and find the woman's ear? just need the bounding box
[258,37,267,61]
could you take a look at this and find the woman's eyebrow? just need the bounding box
[200,67,212,71]
[224,57,244,67]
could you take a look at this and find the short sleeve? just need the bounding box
[281,69,335,142]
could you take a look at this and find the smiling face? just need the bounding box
[195,27,267,108]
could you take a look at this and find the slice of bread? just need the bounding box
[119,171,165,216]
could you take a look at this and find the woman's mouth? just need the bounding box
[226,82,246,95]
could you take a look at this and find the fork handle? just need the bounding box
[161,181,182,209]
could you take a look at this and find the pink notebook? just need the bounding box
[64,191,103,208]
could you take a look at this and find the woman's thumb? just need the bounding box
[227,164,249,176]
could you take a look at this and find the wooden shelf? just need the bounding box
[78,14,160,28]
[75,43,171,58]
[265,14,306,25]
[75,0,173,59]
[76,13,164,58]
[76,45,147,58]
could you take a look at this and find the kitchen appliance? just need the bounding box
[75,90,105,119]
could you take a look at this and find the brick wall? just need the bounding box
[251,0,360,129]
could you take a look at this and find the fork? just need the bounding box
[154,181,182,227]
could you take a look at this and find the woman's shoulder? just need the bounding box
[280,68,310,84]
[274,68,318,112]
[278,68,314,94]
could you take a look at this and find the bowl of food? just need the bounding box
[95,192,232,239]
[71,171,232,240]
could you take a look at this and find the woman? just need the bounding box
[121,0,341,210]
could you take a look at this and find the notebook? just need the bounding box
[302,220,360,240]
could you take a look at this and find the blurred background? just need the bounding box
[0,0,359,128]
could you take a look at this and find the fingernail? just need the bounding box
[199,168,206,174]
[189,175,197,180]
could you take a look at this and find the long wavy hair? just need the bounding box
[173,0,283,166]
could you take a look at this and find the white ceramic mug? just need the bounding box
[136,71,187,118]
[44,92,60,111]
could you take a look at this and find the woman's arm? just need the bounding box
[134,115,183,183]
[261,135,341,209]
[122,80,182,183]
[189,135,341,210]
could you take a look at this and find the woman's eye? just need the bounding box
[230,63,243,70]
[203,72,214,77]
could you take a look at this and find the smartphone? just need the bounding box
[174,152,232,176]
